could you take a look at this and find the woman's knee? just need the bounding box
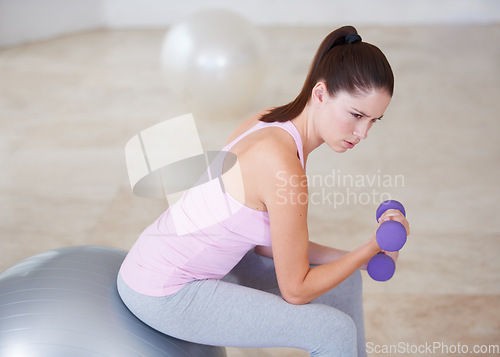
[325,308,357,339]
[310,307,357,356]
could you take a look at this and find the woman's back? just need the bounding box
[119,115,305,296]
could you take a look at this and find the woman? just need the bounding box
[118,25,410,356]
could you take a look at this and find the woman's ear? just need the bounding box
[312,82,328,104]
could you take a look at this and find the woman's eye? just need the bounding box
[351,113,362,119]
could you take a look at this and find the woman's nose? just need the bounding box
[353,121,370,140]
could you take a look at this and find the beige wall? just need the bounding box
[1,0,499,47]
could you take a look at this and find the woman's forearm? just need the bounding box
[286,238,380,304]
[255,241,351,265]
[307,241,349,265]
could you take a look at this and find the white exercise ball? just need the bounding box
[160,9,267,117]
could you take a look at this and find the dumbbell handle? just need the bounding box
[367,200,406,281]
[375,200,407,252]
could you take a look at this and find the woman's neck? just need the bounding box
[290,105,324,164]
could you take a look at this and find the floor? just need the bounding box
[0,24,499,356]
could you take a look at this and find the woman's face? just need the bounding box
[318,88,392,153]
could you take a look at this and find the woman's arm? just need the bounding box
[255,242,349,265]
[255,138,408,305]
[255,240,399,270]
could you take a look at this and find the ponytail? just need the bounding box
[260,25,394,123]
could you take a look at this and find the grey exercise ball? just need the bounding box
[0,245,227,357]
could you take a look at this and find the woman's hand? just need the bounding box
[381,249,399,262]
[377,208,410,237]
[360,249,398,270]
[360,207,409,270]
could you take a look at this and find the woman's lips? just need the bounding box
[344,140,355,149]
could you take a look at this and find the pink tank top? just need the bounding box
[119,120,305,296]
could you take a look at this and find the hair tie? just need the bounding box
[345,33,362,44]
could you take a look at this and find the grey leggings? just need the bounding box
[117,250,366,357]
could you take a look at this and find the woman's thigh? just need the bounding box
[223,249,364,311]
[117,273,357,356]
[222,249,366,356]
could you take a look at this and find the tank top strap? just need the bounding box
[223,120,305,169]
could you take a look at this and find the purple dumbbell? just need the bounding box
[375,200,407,251]
[367,200,407,281]
[367,252,396,281]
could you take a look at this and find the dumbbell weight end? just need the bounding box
[367,252,396,282]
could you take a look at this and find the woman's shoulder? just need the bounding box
[227,110,299,167]
[224,109,271,145]
[222,110,304,212]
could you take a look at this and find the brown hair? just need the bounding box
[260,25,394,123]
